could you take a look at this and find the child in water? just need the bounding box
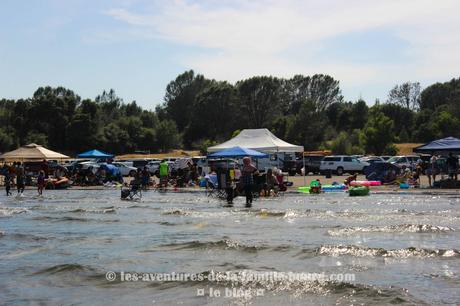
[37,170,45,195]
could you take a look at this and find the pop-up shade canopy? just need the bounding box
[207,146,269,158]
[0,143,69,161]
[77,149,114,158]
[207,129,304,153]
[414,137,460,153]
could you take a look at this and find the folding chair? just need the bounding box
[121,185,142,201]
[205,174,227,199]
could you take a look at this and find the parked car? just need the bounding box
[380,156,392,161]
[65,159,91,172]
[117,158,159,168]
[320,155,370,176]
[146,160,161,175]
[297,155,324,175]
[359,156,385,163]
[111,162,138,177]
[387,155,421,170]
[76,160,100,171]
[147,161,176,177]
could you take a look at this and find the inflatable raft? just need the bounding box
[349,180,381,187]
[298,184,347,193]
[349,186,370,196]
[45,178,71,190]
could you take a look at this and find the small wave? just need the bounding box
[126,204,159,210]
[32,216,89,222]
[162,209,191,216]
[0,207,29,216]
[328,224,455,236]
[256,210,286,217]
[33,263,95,275]
[318,245,460,258]
[141,269,424,304]
[144,240,265,253]
[32,216,119,223]
[158,221,177,226]
[69,207,116,214]
[9,233,50,241]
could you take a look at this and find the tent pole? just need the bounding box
[277,149,280,172]
[303,151,306,186]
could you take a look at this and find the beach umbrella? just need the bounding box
[0,143,69,161]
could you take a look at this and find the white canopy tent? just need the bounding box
[208,129,304,153]
[0,143,70,161]
[208,129,306,185]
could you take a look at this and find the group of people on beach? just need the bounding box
[213,157,286,207]
[426,153,459,186]
[1,162,45,196]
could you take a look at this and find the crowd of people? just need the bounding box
[424,153,459,187]
[0,153,459,198]
[1,161,49,196]
[205,157,287,206]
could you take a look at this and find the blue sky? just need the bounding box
[1,0,459,110]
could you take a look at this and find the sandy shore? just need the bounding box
[52,173,460,195]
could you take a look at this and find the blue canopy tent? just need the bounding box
[414,137,460,153]
[77,149,114,158]
[207,146,268,158]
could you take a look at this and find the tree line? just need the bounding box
[1,71,459,155]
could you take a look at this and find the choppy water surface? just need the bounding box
[1,190,459,305]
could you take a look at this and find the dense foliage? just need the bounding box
[1,71,459,155]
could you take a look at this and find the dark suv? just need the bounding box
[296,155,324,175]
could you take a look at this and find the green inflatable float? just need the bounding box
[348,186,370,196]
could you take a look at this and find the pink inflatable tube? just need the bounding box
[350,180,381,187]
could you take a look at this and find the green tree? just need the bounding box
[184,81,239,147]
[282,74,343,114]
[101,123,130,154]
[286,99,327,150]
[163,70,211,131]
[29,86,79,150]
[388,81,421,110]
[236,76,282,128]
[433,111,460,138]
[360,109,396,155]
[25,131,48,147]
[378,103,415,140]
[156,120,181,152]
[0,128,14,151]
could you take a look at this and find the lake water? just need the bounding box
[1,190,459,305]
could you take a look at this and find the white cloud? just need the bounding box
[105,0,460,99]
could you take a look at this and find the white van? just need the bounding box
[320,155,370,176]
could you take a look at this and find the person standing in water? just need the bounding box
[5,172,12,196]
[241,157,258,207]
[430,155,439,184]
[37,170,45,196]
[159,160,169,189]
[141,166,151,190]
[447,153,459,181]
[16,164,25,194]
